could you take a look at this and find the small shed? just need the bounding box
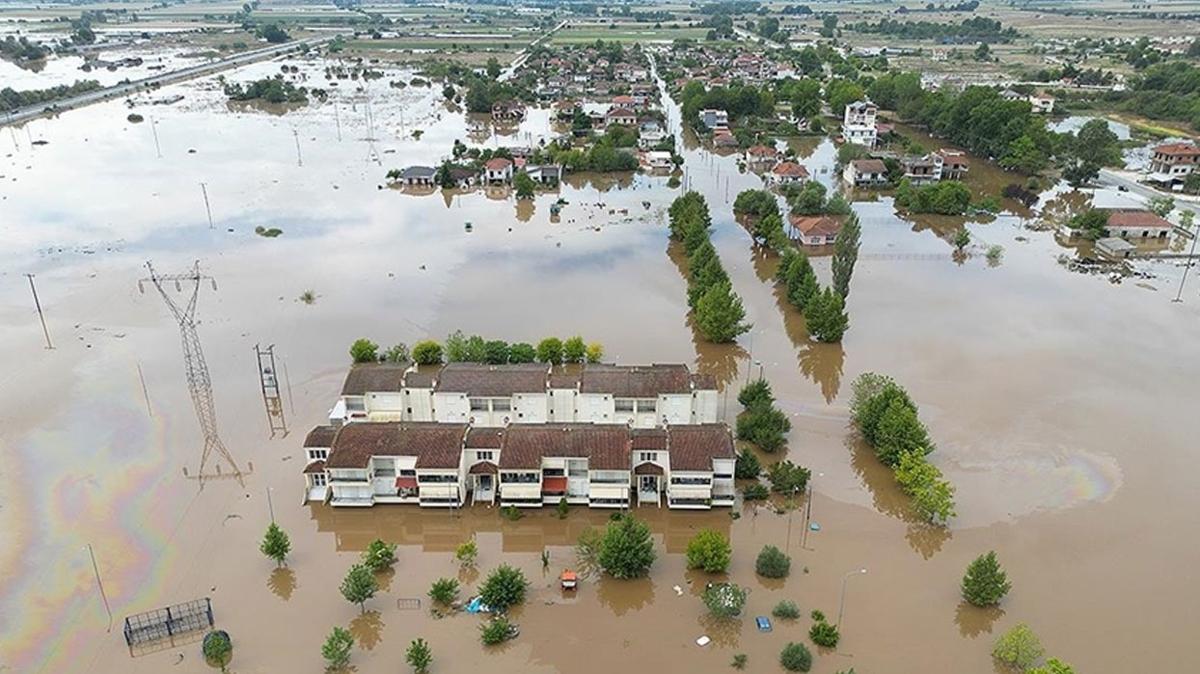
[1096,237,1137,259]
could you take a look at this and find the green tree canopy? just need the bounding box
[597,514,656,579]
[340,563,378,612]
[961,551,1012,607]
[685,530,732,573]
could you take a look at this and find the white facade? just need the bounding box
[842,100,878,147]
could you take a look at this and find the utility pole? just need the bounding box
[1173,216,1199,303]
[334,102,342,141]
[199,182,214,229]
[266,486,275,524]
[25,273,53,349]
[292,128,303,167]
[86,543,113,629]
[150,116,162,158]
[136,361,152,417]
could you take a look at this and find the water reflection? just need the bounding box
[797,340,844,404]
[697,612,744,648]
[348,610,385,651]
[905,523,952,560]
[954,601,1004,639]
[268,567,296,600]
[596,576,655,616]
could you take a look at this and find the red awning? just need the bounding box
[395,477,418,489]
[542,476,568,493]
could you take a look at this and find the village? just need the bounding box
[3,2,1200,674]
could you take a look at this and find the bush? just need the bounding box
[412,340,443,365]
[384,343,409,362]
[702,582,747,618]
[340,563,378,612]
[767,461,811,494]
[350,338,379,363]
[202,630,232,668]
[780,642,813,672]
[809,620,840,648]
[428,577,459,604]
[585,342,604,363]
[597,514,656,579]
[508,342,536,363]
[811,609,825,621]
[479,564,528,612]
[731,653,748,669]
[742,482,769,500]
[756,545,791,579]
[362,539,397,572]
[738,378,774,408]
[455,539,478,567]
[734,449,761,479]
[563,335,586,363]
[686,530,732,573]
[406,638,432,673]
[322,626,354,670]
[480,616,517,645]
[536,337,564,364]
[961,551,1011,607]
[737,405,791,453]
[1029,659,1076,674]
[260,523,290,567]
[772,600,801,619]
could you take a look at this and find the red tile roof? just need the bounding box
[633,462,664,476]
[1107,209,1172,229]
[303,459,326,474]
[485,158,513,171]
[1153,142,1200,157]
[468,461,498,475]
[851,159,887,174]
[499,424,631,470]
[667,424,735,471]
[341,363,408,395]
[326,422,467,469]
[773,161,809,178]
[747,144,778,157]
[304,425,337,448]
[790,214,845,238]
[465,426,506,449]
[631,428,668,450]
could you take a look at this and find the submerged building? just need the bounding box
[304,362,735,510]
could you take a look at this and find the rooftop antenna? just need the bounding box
[139,261,245,486]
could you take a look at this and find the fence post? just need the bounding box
[165,606,173,636]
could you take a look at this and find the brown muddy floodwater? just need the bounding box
[1,53,1198,674]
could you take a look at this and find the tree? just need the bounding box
[735,449,761,479]
[486,57,501,79]
[772,600,801,619]
[780,642,813,672]
[737,404,791,452]
[362,539,397,572]
[790,180,827,215]
[756,545,791,578]
[896,451,956,524]
[444,330,469,361]
[806,287,848,343]
[321,627,354,671]
[479,564,528,612]
[508,342,536,363]
[702,583,747,618]
[384,343,410,363]
[1062,160,1098,187]
[1000,135,1049,175]
[1073,118,1122,167]
[406,638,432,674]
[464,335,487,362]
[831,213,861,298]
[953,227,971,251]
[767,460,811,494]
[1148,196,1175,217]
[597,514,656,578]
[686,530,732,573]
[480,616,517,645]
[961,551,1012,607]
[738,378,774,408]
[412,340,443,365]
[514,170,536,199]
[563,335,586,363]
[694,281,750,343]
[973,42,991,61]
[1067,208,1109,240]
[585,342,604,363]
[260,523,290,567]
[349,338,379,363]
[202,630,232,671]
[340,563,378,613]
[1029,659,1076,674]
[536,337,564,364]
[809,620,840,648]
[428,577,459,604]
[484,340,510,364]
[455,539,478,567]
[874,397,933,465]
[993,624,1045,670]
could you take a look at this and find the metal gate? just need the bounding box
[123,598,214,647]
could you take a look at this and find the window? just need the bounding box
[638,452,656,463]
[308,449,328,461]
[373,466,396,477]
[399,469,416,477]
[418,474,458,483]
[713,473,734,480]
[469,398,488,411]
[615,399,635,412]
[311,473,327,487]
[543,467,565,477]
[591,470,629,484]
[501,472,539,484]
[476,451,494,462]
[493,399,512,412]
[345,397,365,412]
[671,476,711,485]
[635,398,656,413]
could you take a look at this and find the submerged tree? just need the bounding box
[340,563,379,613]
[260,523,291,567]
[479,564,528,612]
[961,551,1012,607]
[992,623,1044,670]
[362,539,397,572]
[321,627,354,671]
[406,638,433,674]
[597,514,656,579]
[685,530,732,573]
[831,213,861,298]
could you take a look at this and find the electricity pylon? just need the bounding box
[139,261,245,486]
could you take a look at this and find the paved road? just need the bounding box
[500,19,567,81]
[3,34,339,126]
[1097,168,1200,218]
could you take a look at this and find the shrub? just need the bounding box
[384,343,409,362]
[809,620,840,648]
[480,616,517,645]
[738,378,774,408]
[756,545,791,578]
[406,638,432,673]
[702,582,747,618]
[563,335,586,363]
[962,550,1011,607]
[411,340,443,365]
[1029,659,1076,674]
[349,338,379,363]
[767,460,811,494]
[585,342,604,363]
[597,514,656,579]
[731,653,748,669]
[993,623,1044,670]
[479,564,528,612]
[685,530,732,573]
[340,563,378,612]
[455,539,478,567]
[734,449,761,479]
[260,523,290,567]
[536,337,564,364]
[362,539,397,572]
[772,600,801,619]
[202,630,232,668]
[737,405,791,452]
[556,497,569,519]
[810,609,825,622]
[780,642,813,672]
[742,482,769,501]
[322,626,354,670]
[428,577,459,604]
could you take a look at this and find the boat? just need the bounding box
[560,569,577,590]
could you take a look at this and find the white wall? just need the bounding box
[513,393,549,423]
[433,393,470,423]
[660,394,692,425]
[550,389,576,422]
[366,392,403,421]
[577,393,614,423]
[404,387,434,421]
[694,390,719,423]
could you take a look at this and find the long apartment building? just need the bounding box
[302,362,734,510]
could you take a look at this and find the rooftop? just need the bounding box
[341,362,408,396]
[435,362,549,396]
[580,364,693,398]
[1107,209,1172,229]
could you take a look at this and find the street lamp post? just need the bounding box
[837,568,868,628]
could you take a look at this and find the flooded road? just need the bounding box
[2,53,1198,674]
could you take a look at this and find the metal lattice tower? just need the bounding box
[139,261,245,485]
[254,343,288,438]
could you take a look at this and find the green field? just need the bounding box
[551,26,709,44]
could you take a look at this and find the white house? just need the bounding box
[903,153,945,186]
[605,107,637,127]
[1028,93,1055,114]
[767,161,810,186]
[644,150,674,170]
[432,363,550,426]
[842,100,878,147]
[484,157,513,184]
[1103,210,1173,239]
[322,422,469,508]
[700,108,729,130]
[843,158,888,187]
[790,214,846,246]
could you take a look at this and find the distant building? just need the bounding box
[492,100,526,122]
[397,165,437,187]
[484,157,514,184]
[525,164,562,186]
[1096,236,1137,260]
[1028,93,1055,114]
[1104,210,1173,239]
[767,161,810,185]
[843,158,889,187]
[605,106,637,127]
[644,150,674,170]
[638,120,667,149]
[700,108,730,130]
[903,153,945,185]
[745,144,780,166]
[842,100,878,147]
[790,214,845,246]
[1146,142,1199,186]
[937,149,970,180]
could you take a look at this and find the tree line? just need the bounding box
[849,373,955,524]
[669,192,751,343]
[349,332,604,367]
[847,16,1018,43]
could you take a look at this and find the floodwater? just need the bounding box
[2,51,1199,674]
